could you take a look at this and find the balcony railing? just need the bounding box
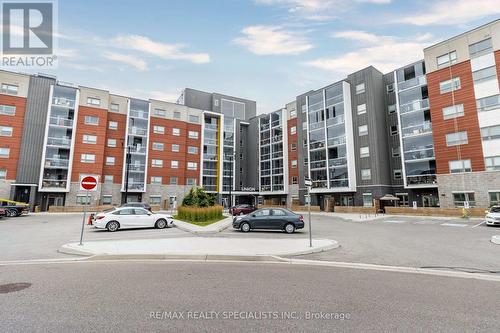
[330,179,349,188]
[312,180,328,188]
[272,151,283,159]
[327,136,346,147]
[261,154,270,161]
[326,114,344,127]
[402,122,432,137]
[261,169,271,176]
[260,123,270,131]
[406,174,437,186]
[398,75,426,91]
[309,121,324,131]
[310,160,326,169]
[203,154,217,161]
[309,141,325,150]
[271,135,283,143]
[328,157,347,167]
[52,97,75,108]
[47,137,71,148]
[130,110,148,119]
[205,123,218,131]
[260,138,270,146]
[204,138,218,146]
[129,127,147,136]
[203,184,218,192]
[404,147,435,161]
[49,117,73,127]
[128,164,145,171]
[126,182,145,190]
[399,99,429,114]
[272,184,284,191]
[42,179,67,188]
[260,185,272,192]
[272,167,284,175]
[44,158,69,168]
[271,120,281,128]
[203,169,218,176]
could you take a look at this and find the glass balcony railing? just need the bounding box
[271,120,281,128]
[128,164,145,171]
[203,169,218,176]
[310,141,325,150]
[402,122,432,137]
[326,115,344,127]
[261,169,271,176]
[272,184,284,191]
[205,123,218,131]
[261,154,270,161]
[309,121,324,131]
[204,138,218,145]
[49,117,73,127]
[129,127,147,136]
[130,110,148,119]
[203,184,218,192]
[406,174,437,186]
[126,183,145,190]
[260,123,270,131]
[203,154,217,161]
[44,158,69,168]
[260,185,272,192]
[42,179,67,188]
[312,180,328,188]
[260,138,270,146]
[272,167,284,175]
[328,157,347,167]
[47,137,71,148]
[272,151,283,159]
[398,75,426,91]
[310,160,326,169]
[404,148,435,161]
[52,97,75,108]
[330,179,349,188]
[327,136,346,147]
[399,99,430,114]
[271,135,283,143]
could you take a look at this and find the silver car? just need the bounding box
[485,206,500,226]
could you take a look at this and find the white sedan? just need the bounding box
[485,206,500,226]
[92,207,174,232]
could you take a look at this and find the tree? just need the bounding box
[182,187,216,207]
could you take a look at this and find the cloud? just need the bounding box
[102,52,148,71]
[113,34,210,64]
[233,25,313,55]
[149,90,182,102]
[304,31,433,74]
[394,0,500,26]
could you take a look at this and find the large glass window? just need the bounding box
[0,105,15,115]
[449,159,471,173]
[481,125,500,141]
[363,193,373,207]
[439,78,460,94]
[437,51,457,68]
[453,192,475,207]
[469,38,492,58]
[472,66,497,83]
[446,131,468,146]
[485,156,500,171]
[477,95,500,112]
[442,104,464,120]
[490,192,500,206]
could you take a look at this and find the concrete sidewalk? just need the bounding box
[59,237,339,260]
[294,211,483,223]
[173,216,233,234]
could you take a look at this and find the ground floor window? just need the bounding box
[362,193,373,207]
[452,192,475,207]
[102,195,112,205]
[396,193,409,207]
[150,196,161,206]
[489,192,500,206]
[76,195,91,205]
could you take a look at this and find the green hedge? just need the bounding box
[177,205,223,222]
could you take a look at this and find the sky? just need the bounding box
[17,0,500,113]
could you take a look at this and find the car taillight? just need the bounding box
[96,216,105,220]
[299,215,304,222]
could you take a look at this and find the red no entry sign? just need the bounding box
[81,176,98,190]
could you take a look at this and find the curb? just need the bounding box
[492,235,500,245]
[58,244,95,256]
[173,217,233,234]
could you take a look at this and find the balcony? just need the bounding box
[203,184,218,192]
[203,154,217,161]
[260,185,272,192]
[126,182,145,190]
[326,115,344,127]
[398,75,426,91]
[47,137,71,148]
[260,123,270,131]
[272,151,283,159]
[205,123,218,131]
[260,138,270,146]
[330,179,349,188]
[130,109,148,119]
[129,146,146,154]
[272,184,284,191]
[404,147,435,161]
[204,138,218,146]
[310,160,326,169]
[312,180,327,189]
[261,169,271,176]
[272,167,284,175]
[203,169,218,176]
[261,154,270,161]
[44,158,69,169]
[129,127,147,136]
[271,120,281,128]
[402,122,432,137]
[309,141,325,150]
[406,174,437,186]
[271,135,283,143]
[327,136,346,147]
[49,117,73,127]
[399,99,430,114]
[128,164,145,171]
[309,121,324,131]
[52,97,75,108]
[42,179,67,188]
[328,157,347,167]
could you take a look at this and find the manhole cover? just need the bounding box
[0,283,32,294]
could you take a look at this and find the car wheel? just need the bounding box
[155,219,167,229]
[284,223,295,234]
[106,221,120,232]
[9,209,18,217]
[240,222,251,232]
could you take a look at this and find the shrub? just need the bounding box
[177,205,223,222]
[182,187,216,207]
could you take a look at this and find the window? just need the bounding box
[303,139,307,148]
[290,126,297,135]
[1,83,18,95]
[357,103,367,115]
[302,104,306,113]
[104,175,113,184]
[151,176,162,184]
[388,104,396,114]
[152,159,163,168]
[302,122,307,130]
[477,95,500,112]
[0,148,10,158]
[437,51,457,68]
[290,109,297,118]
[107,139,116,147]
[187,178,197,186]
[0,105,16,115]
[361,169,371,180]
[490,192,500,206]
[154,108,166,117]
[106,156,115,165]
[153,125,165,134]
[169,176,178,185]
[87,97,100,106]
[171,160,179,168]
[439,77,461,94]
[396,193,409,206]
[188,130,198,139]
[110,103,119,112]
[363,193,373,207]
[442,104,464,120]
[0,126,13,136]
[453,192,475,207]
[76,195,91,205]
[81,154,95,163]
[392,147,400,157]
[173,111,181,119]
[172,128,181,136]
[449,159,471,173]
[152,142,164,151]
[360,146,369,158]
[393,169,402,180]
[150,196,161,205]
[254,209,270,217]
[390,125,398,136]
[187,162,197,170]
[84,115,99,125]
[291,143,297,151]
[473,66,497,83]
[485,156,500,171]
[102,196,112,205]
[481,125,500,141]
[272,209,287,216]
[83,134,97,144]
[356,83,365,94]
[291,160,297,168]
[108,121,118,130]
[188,146,198,154]
[304,157,308,166]
[358,125,368,136]
[0,169,6,180]
[167,144,178,152]
[189,115,199,123]
[446,131,468,146]
[469,38,492,58]
[386,84,394,93]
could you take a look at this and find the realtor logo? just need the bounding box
[1,0,57,67]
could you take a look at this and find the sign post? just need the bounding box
[305,178,313,247]
[79,176,98,246]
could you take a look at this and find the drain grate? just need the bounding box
[0,283,32,294]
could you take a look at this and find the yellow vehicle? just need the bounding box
[0,198,30,217]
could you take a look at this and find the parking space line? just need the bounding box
[471,221,486,228]
[384,220,407,224]
[441,223,468,227]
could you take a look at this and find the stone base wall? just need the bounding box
[385,206,486,217]
[0,180,13,199]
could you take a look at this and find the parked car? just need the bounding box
[232,208,304,233]
[0,208,5,218]
[229,204,257,216]
[119,202,152,212]
[485,206,500,226]
[0,199,29,217]
[92,207,173,232]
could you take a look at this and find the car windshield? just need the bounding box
[490,207,500,213]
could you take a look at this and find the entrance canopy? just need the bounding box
[379,194,400,201]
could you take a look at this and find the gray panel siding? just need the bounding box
[16,76,55,184]
[383,72,403,187]
[246,118,260,188]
